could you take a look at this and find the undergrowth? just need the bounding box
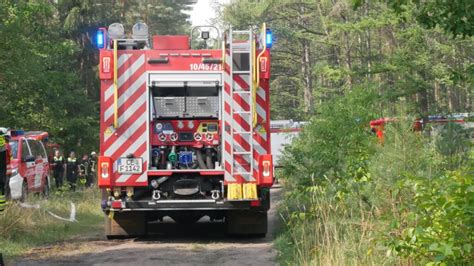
[0,188,103,259]
[276,87,473,265]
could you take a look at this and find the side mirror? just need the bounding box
[24,155,35,162]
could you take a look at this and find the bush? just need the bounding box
[276,88,473,265]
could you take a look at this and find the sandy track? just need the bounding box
[12,187,282,266]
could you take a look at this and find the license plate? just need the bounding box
[117,158,143,174]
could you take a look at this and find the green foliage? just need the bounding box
[220,0,474,264]
[276,86,473,265]
[276,180,391,265]
[434,122,471,169]
[354,0,474,37]
[0,188,102,258]
[0,0,192,154]
[369,122,474,264]
[384,170,474,264]
[280,85,379,187]
[276,86,390,264]
[222,0,473,119]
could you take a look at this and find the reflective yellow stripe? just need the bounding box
[113,39,118,128]
[0,195,5,211]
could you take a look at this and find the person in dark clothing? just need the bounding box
[0,128,9,213]
[66,151,79,191]
[79,154,90,187]
[88,151,97,187]
[52,150,65,189]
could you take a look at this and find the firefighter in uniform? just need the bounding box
[79,154,90,187]
[66,151,79,191]
[52,150,65,189]
[0,128,11,213]
[89,151,97,187]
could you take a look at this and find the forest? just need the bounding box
[0,0,193,154]
[222,0,472,264]
[0,0,472,264]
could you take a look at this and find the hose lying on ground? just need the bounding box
[19,201,77,222]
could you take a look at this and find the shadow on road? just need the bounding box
[129,217,268,244]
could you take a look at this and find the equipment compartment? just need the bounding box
[186,96,219,117]
[154,97,186,117]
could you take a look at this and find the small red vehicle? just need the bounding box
[8,130,51,200]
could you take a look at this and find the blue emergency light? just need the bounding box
[266,29,273,48]
[96,30,105,49]
[10,130,24,137]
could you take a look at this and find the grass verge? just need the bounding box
[274,180,394,266]
[0,188,103,259]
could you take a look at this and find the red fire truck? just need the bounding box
[96,23,273,237]
[370,114,472,142]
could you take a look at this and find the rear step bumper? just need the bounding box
[105,199,262,211]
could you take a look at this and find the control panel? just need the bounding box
[151,119,220,147]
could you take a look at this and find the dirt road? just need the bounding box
[13,187,282,266]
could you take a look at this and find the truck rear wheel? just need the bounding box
[226,210,268,237]
[105,211,147,239]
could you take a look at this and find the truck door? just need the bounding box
[27,139,48,191]
[21,139,36,191]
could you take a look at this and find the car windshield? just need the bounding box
[9,140,18,159]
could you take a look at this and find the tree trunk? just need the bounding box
[301,38,313,113]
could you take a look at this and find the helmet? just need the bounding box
[91,151,97,156]
[0,127,9,136]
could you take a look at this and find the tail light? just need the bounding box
[99,49,113,80]
[263,161,271,176]
[98,156,113,188]
[258,154,273,186]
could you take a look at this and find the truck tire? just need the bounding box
[105,211,147,239]
[20,180,28,202]
[226,210,268,237]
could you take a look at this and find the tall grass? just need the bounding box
[274,85,473,264]
[276,117,473,265]
[276,176,396,266]
[0,188,103,258]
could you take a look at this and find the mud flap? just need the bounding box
[105,211,147,238]
[226,210,268,237]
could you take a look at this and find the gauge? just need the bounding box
[188,121,195,129]
[177,121,184,129]
[155,123,163,132]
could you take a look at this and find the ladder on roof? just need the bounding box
[227,29,255,183]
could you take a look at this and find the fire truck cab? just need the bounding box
[8,130,51,200]
[97,23,273,237]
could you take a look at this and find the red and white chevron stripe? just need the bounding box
[253,83,270,182]
[223,49,270,184]
[222,50,236,183]
[100,52,149,186]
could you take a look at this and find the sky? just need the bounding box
[187,0,230,26]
